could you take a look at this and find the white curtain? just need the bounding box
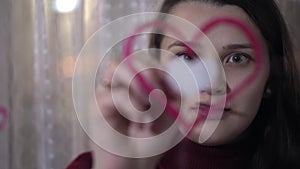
[0,0,298,169]
[0,0,159,168]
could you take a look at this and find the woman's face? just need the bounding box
[160,2,270,145]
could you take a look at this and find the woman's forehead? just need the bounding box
[168,2,252,29]
[161,2,268,54]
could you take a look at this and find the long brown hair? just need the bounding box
[149,0,300,168]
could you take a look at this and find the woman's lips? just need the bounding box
[190,103,231,118]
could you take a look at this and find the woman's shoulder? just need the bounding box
[66,151,163,169]
[66,152,93,169]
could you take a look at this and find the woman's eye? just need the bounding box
[225,53,250,64]
[176,53,195,61]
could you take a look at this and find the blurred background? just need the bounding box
[0,0,298,168]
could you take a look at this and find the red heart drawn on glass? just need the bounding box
[0,106,8,130]
[122,17,263,130]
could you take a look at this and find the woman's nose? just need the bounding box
[200,81,228,96]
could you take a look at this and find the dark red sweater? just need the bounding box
[157,138,254,169]
[66,138,255,169]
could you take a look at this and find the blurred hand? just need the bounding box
[92,55,179,169]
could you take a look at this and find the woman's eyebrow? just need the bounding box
[167,41,186,49]
[168,42,253,51]
[167,41,199,49]
[222,43,253,50]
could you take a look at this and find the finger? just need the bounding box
[128,122,154,138]
[96,88,130,134]
[100,59,122,89]
[151,69,181,101]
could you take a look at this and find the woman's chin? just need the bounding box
[184,120,232,146]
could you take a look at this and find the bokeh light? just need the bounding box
[54,0,80,13]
